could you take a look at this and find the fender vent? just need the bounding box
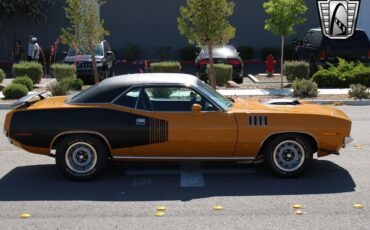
[248,115,268,127]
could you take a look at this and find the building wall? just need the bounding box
[0,0,325,61]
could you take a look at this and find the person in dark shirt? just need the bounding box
[12,40,25,63]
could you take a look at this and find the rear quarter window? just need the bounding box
[68,85,127,104]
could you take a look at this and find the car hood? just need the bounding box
[63,55,104,63]
[230,98,350,120]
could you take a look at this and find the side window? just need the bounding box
[139,86,217,112]
[114,87,141,108]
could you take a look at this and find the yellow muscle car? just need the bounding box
[3,73,352,180]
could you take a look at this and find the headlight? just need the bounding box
[96,63,103,67]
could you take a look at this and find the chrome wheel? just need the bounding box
[272,140,305,173]
[65,142,97,174]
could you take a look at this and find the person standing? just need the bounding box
[31,37,40,61]
[27,35,34,61]
[12,40,25,63]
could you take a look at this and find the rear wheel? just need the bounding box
[56,135,109,181]
[264,134,313,177]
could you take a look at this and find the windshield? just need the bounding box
[197,80,233,110]
[67,45,104,56]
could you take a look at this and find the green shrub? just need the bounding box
[13,76,33,91]
[47,81,70,96]
[260,47,279,60]
[60,77,83,91]
[292,79,318,98]
[207,64,233,86]
[69,78,83,91]
[3,83,29,99]
[12,61,43,84]
[284,61,309,82]
[123,42,141,62]
[237,46,254,60]
[150,62,181,73]
[51,63,76,82]
[0,69,5,84]
[312,59,370,88]
[348,84,369,99]
[179,46,200,61]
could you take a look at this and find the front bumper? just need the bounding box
[343,136,354,148]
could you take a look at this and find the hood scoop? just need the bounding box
[262,99,301,106]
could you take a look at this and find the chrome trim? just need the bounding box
[112,156,255,160]
[50,131,112,151]
[343,136,354,147]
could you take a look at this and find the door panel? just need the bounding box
[129,110,238,158]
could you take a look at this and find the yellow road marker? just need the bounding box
[19,213,31,218]
[213,205,224,211]
[156,206,166,211]
[353,203,364,209]
[154,211,165,217]
[292,204,303,209]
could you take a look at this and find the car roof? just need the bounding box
[99,73,199,87]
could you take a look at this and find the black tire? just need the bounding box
[56,134,109,181]
[263,134,313,178]
[233,76,243,84]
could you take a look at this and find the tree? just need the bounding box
[178,0,236,89]
[0,0,54,21]
[61,0,109,84]
[263,0,307,87]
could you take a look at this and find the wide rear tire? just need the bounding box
[56,134,109,181]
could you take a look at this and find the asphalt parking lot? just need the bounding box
[0,106,369,230]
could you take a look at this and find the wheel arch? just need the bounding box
[258,132,318,159]
[50,131,112,157]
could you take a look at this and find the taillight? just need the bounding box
[228,59,241,65]
[198,59,208,65]
[319,50,326,60]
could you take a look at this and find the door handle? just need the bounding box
[136,118,146,125]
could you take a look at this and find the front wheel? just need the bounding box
[264,134,313,177]
[56,135,109,181]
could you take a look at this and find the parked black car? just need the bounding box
[195,45,244,84]
[295,28,370,75]
[63,40,115,83]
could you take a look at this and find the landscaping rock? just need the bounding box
[226,80,240,88]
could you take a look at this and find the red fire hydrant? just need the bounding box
[265,54,276,77]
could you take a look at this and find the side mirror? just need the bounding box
[191,103,202,113]
[106,51,113,56]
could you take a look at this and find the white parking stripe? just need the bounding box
[180,162,205,187]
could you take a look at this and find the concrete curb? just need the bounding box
[247,74,260,83]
